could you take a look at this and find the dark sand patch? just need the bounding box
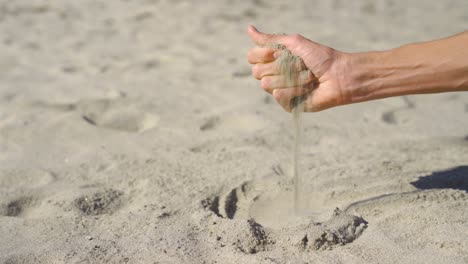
[74,189,124,216]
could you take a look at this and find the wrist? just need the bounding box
[343,50,391,104]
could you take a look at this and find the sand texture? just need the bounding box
[1,0,468,263]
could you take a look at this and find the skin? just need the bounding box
[247,25,468,112]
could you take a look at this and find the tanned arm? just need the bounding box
[347,31,468,104]
[247,26,468,112]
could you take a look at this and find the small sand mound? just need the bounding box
[233,219,272,254]
[302,209,368,251]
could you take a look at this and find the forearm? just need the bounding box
[346,31,468,104]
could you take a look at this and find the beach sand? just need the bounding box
[1,0,468,263]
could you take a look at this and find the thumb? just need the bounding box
[247,25,284,46]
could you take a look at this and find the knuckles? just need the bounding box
[288,34,304,44]
[260,77,270,91]
[251,64,262,79]
[273,91,292,112]
[246,49,257,64]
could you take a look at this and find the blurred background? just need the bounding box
[1,0,467,167]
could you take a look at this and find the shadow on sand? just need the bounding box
[344,166,468,212]
[411,166,468,192]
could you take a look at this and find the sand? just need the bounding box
[1,0,468,263]
[269,43,309,217]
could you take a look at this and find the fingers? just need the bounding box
[252,62,277,79]
[247,25,288,46]
[247,47,276,64]
[261,70,316,91]
[272,88,335,113]
[252,60,307,80]
[304,89,340,112]
[272,88,310,112]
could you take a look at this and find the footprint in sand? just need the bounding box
[78,99,158,133]
[0,170,61,218]
[0,196,36,217]
[201,173,368,252]
[205,173,335,228]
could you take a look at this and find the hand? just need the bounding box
[247,25,350,112]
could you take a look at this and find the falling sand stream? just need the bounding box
[274,44,311,217]
[246,44,325,229]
